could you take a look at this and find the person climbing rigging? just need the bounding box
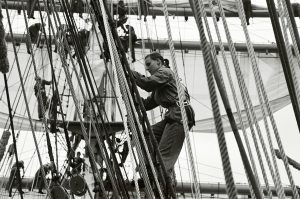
[26,23,43,54]
[70,151,85,175]
[114,0,128,32]
[32,163,53,194]
[6,160,24,197]
[120,25,137,63]
[34,76,52,120]
[131,52,195,194]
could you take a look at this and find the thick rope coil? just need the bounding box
[0,7,9,74]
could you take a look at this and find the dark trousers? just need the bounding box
[152,119,185,176]
[6,168,22,195]
[37,92,48,119]
[33,171,45,192]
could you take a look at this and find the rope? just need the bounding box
[3,74,24,199]
[207,1,263,198]
[187,0,238,198]
[2,1,52,197]
[112,61,141,198]
[236,0,300,198]
[21,0,57,175]
[60,3,129,195]
[214,0,288,198]
[98,2,160,197]
[236,0,300,197]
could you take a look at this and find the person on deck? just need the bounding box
[70,151,85,175]
[131,52,195,190]
[6,160,24,197]
[34,76,52,120]
[32,163,53,194]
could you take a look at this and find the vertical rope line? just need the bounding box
[99,2,162,197]
[3,74,24,199]
[48,2,116,196]
[111,60,142,198]
[188,0,239,198]
[236,0,300,197]
[236,0,286,197]
[207,1,263,198]
[2,1,51,197]
[215,1,288,198]
[198,0,262,198]
[277,1,300,108]
[20,0,57,173]
[161,0,202,198]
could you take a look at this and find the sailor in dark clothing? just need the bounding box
[243,0,252,25]
[6,161,24,197]
[71,152,85,175]
[70,0,84,18]
[27,0,37,19]
[72,29,90,59]
[131,52,195,186]
[26,23,43,54]
[34,76,52,120]
[120,25,137,63]
[32,163,53,194]
[49,90,59,133]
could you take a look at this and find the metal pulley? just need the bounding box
[69,174,87,196]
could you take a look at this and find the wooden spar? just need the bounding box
[2,1,300,18]
[0,177,298,196]
[4,33,280,53]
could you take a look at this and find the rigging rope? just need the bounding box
[3,74,24,199]
[2,0,52,197]
[214,0,288,198]
[98,2,160,197]
[207,1,264,198]
[187,0,238,198]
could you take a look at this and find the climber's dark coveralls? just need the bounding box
[6,161,24,196]
[243,0,252,25]
[32,164,51,193]
[34,78,51,120]
[132,67,195,177]
[71,156,85,175]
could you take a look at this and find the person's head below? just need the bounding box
[118,0,124,6]
[35,76,41,82]
[145,52,164,75]
[76,151,81,158]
